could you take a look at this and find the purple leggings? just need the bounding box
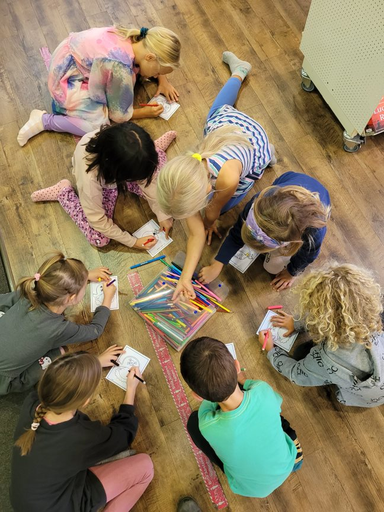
[58,148,166,247]
[42,113,94,136]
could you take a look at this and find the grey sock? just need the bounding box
[222,51,252,80]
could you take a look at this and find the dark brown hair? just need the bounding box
[17,252,88,311]
[241,185,330,256]
[180,337,238,402]
[15,352,102,456]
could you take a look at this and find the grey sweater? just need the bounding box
[267,326,384,408]
[0,291,110,378]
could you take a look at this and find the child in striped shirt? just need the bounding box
[157,51,275,300]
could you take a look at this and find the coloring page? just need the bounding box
[256,310,298,352]
[226,343,237,359]
[148,94,180,121]
[106,345,150,391]
[133,219,173,257]
[90,276,119,312]
[229,245,259,273]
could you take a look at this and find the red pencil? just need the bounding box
[139,103,160,107]
[143,238,155,246]
[268,305,283,310]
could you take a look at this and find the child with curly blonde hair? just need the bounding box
[259,263,384,407]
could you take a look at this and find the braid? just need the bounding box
[15,404,48,456]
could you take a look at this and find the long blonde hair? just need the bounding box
[112,26,180,69]
[157,125,253,219]
[17,252,88,311]
[15,352,102,456]
[241,185,330,255]
[295,263,383,350]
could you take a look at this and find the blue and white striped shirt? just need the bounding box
[204,105,271,196]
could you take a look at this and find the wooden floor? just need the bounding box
[1,0,384,511]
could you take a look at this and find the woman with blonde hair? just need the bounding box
[17,25,181,145]
[157,51,275,299]
[259,263,384,407]
[199,171,330,291]
[11,351,153,511]
[0,252,116,395]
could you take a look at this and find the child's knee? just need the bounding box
[90,236,110,248]
[136,453,154,481]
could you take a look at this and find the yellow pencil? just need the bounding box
[210,298,231,313]
[190,299,214,313]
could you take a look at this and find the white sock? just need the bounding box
[222,51,252,81]
[17,109,46,147]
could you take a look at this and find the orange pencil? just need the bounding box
[139,103,160,107]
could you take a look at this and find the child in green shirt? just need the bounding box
[180,336,303,498]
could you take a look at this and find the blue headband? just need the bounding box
[140,27,149,38]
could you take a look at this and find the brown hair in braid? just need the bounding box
[15,352,102,456]
[17,252,88,311]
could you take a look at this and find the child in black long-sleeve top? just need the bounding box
[11,349,153,512]
[199,172,331,291]
[0,252,116,395]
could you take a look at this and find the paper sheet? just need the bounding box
[226,343,237,359]
[133,219,173,257]
[229,245,259,273]
[90,276,119,312]
[256,310,298,352]
[106,345,150,391]
[148,94,180,120]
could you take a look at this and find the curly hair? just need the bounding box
[295,263,383,350]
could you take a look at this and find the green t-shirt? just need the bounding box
[198,379,297,497]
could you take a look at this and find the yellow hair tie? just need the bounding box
[191,153,202,162]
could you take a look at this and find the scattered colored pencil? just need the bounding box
[268,305,283,310]
[130,255,166,269]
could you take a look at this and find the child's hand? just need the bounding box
[172,278,195,301]
[198,261,224,284]
[124,366,143,405]
[98,344,124,367]
[102,282,116,309]
[155,78,179,102]
[271,310,295,336]
[88,267,112,282]
[258,329,274,352]
[159,218,173,238]
[237,364,247,386]
[271,269,296,291]
[141,105,164,118]
[205,222,222,246]
[133,236,158,250]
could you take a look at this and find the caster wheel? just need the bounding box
[301,81,315,92]
[343,143,361,153]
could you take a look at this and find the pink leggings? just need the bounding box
[89,453,154,511]
[58,148,167,247]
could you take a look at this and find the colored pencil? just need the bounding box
[110,360,146,384]
[130,255,166,269]
[143,238,155,246]
[262,331,269,351]
[106,278,116,287]
[139,103,160,107]
[268,305,283,310]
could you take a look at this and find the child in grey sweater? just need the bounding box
[0,252,116,395]
[260,263,384,407]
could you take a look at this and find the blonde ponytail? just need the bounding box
[17,252,88,311]
[15,404,48,456]
[157,126,253,219]
[111,25,181,68]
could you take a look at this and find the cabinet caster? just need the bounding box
[301,69,315,92]
[343,131,365,153]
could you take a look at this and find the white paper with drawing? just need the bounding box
[133,219,173,257]
[229,245,259,273]
[90,276,119,312]
[106,345,150,391]
[256,310,298,351]
[148,94,180,120]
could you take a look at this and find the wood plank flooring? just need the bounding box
[1,1,384,511]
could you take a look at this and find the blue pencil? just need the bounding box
[130,255,166,269]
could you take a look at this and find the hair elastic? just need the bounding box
[246,204,289,249]
[192,153,202,162]
[140,27,149,38]
[31,422,40,431]
[34,273,41,282]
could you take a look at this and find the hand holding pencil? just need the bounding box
[134,236,158,250]
[258,329,274,352]
[137,104,164,118]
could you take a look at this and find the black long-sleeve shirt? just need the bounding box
[216,172,331,275]
[11,391,138,512]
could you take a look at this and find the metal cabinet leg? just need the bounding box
[301,68,315,92]
[343,131,365,153]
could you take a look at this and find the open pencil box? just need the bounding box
[129,252,229,351]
